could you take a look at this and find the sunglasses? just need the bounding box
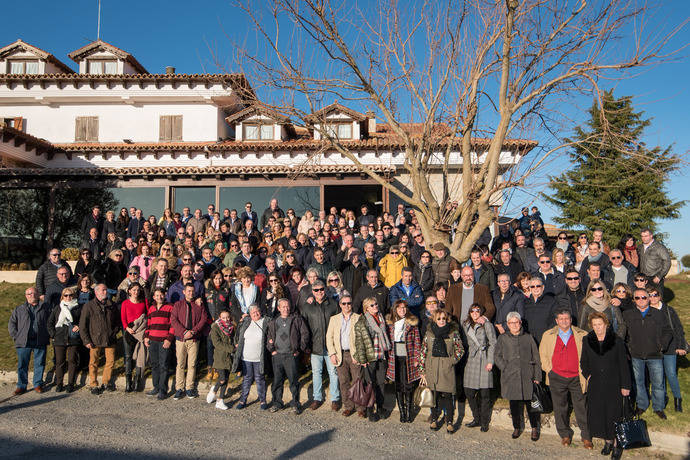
[539,260,551,264]
[328,279,339,283]
[650,293,660,297]
[470,309,481,313]
[558,236,568,240]
[566,277,579,281]
[610,255,622,259]
[312,288,324,292]
[615,289,627,293]
[635,278,647,282]
[269,279,279,283]
[590,287,604,292]
[390,251,399,255]
[223,274,232,278]
[50,253,60,256]
[426,300,438,304]
[530,285,543,289]
[63,294,74,298]
[341,301,352,305]
[634,296,648,300]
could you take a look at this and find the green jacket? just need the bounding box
[353,316,376,364]
[210,322,236,370]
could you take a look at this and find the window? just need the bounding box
[323,122,352,139]
[8,60,39,74]
[159,115,183,142]
[2,117,24,130]
[243,123,274,140]
[88,60,118,75]
[75,116,99,142]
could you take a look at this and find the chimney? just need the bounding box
[165,66,176,75]
[365,110,376,136]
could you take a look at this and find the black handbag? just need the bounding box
[529,382,553,414]
[615,397,651,449]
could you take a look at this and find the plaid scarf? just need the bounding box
[365,312,391,360]
[215,318,234,337]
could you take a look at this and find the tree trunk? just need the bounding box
[45,183,58,250]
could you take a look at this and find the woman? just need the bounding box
[144,288,174,400]
[514,272,532,298]
[648,284,687,413]
[159,208,176,236]
[386,300,421,423]
[580,312,631,459]
[96,249,128,295]
[47,287,82,393]
[156,228,168,246]
[231,267,259,323]
[260,274,288,318]
[419,309,464,433]
[463,303,497,432]
[74,248,96,277]
[147,215,158,234]
[102,211,117,240]
[354,297,391,422]
[116,207,130,240]
[578,280,626,339]
[158,243,177,269]
[76,274,95,307]
[413,251,435,297]
[494,311,542,441]
[610,283,634,313]
[103,232,121,257]
[232,305,269,410]
[286,208,298,228]
[326,270,348,302]
[286,267,307,307]
[206,309,236,410]
[129,243,154,280]
[205,269,231,377]
[618,234,639,268]
[120,283,147,392]
[551,248,571,274]
[554,232,575,266]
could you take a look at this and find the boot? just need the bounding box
[125,372,133,393]
[675,397,683,413]
[134,367,144,392]
[480,391,491,431]
[367,406,380,422]
[405,391,414,423]
[611,445,623,460]
[396,391,406,423]
[205,367,213,381]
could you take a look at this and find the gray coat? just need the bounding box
[638,240,671,280]
[494,329,541,401]
[232,316,268,374]
[8,302,51,348]
[463,320,496,389]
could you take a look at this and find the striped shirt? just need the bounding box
[144,303,175,342]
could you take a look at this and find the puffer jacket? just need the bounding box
[378,254,408,288]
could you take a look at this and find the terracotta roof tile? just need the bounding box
[305,102,367,122]
[67,39,147,74]
[0,39,74,74]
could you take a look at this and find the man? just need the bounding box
[341,248,367,300]
[393,203,407,227]
[578,241,610,277]
[532,255,565,296]
[431,243,457,286]
[638,229,671,292]
[187,209,209,235]
[299,280,340,410]
[326,295,362,416]
[267,298,310,413]
[308,247,333,281]
[82,227,104,261]
[532,238,550,260]
[556,270,585,326]
[622,288,673,419]
[199,247,223,278]
[517,207,531,233]
[604,248,637,288]
[167,264,204,304]
[203,204,216,222]
[492,273,525,335]
[389,267,425,317]
[523,279,557,344]
[44,266,76,311]
[356,204,375,228]
[122,238,137,267]
[180,207,192,225]
[8,287,50,394]
[353,225,373,252]
[448,266,495,323]
[117,265,147,303]
[409,231,426,266]
[127,209,145,240]
[580,262,611,291]
[146,258,178,299]
[170,283,209,400]
[359,242,380,271]
[79,283,120,394]
[468,248,496,292]
[539,308,591,449]
[225,208,242,235]
[81,205,104,240]
[514,235,538,274]
[261,198,284,229]
[493,249,523,284]
[240,202,258,225]
[35,248,72,301]
[241,219,261,250]
[353,269,390,315]
[373,229,389,259]
[235,241,263,273]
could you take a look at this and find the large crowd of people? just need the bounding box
[8,200,683,458]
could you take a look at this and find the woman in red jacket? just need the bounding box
[120,283,147,392]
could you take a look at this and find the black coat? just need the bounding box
[413,263,435,296]
[531,270,565,297]
[656,303,687,354]
[493,259,523,284]
[492,286,525,330]
[523,293,557,344]
[299,297,338,356]
[352,282,389,315]
[580,329,631,439]
[622,307,673,359]
[47,303,83,346]
[556,287,585,327]
[341,262,367,300]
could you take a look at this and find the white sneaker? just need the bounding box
[215,399,228,410]
[206,389,216,404]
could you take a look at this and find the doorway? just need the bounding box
[323,184,382,215]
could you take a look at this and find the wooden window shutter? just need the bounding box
[13,117,23,131]
[75,117,87,141]
[160,116,171,141]
[172,115,182,141]
[87,117,99,141]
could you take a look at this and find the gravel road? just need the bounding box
[0,381,666,459]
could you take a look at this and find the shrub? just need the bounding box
[18,262,29,270]
[61,247,80,261]
[681,255,690,270]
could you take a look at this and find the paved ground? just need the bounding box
[0,381,668,459]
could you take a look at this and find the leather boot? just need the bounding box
[135,367,144,392]
[674,397,683,413]
[396,391,406,423]
[611,445,623,460]
[405,391,414,423]
[125,372,133,393]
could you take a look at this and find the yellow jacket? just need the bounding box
[378,254,408,288]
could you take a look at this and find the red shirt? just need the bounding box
[551,334,579,379]
[121,299,147,329]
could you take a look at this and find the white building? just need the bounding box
[0,38,536,215]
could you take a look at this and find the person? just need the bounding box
[388,267,424,317]
[610,282,634,313]
[413,250,435,296]
[205,309,236,410]
[419,296,439,341]
[44,265,76,312]
[171,283,209,400]
[341,248,367,300]
[385,299,421,423]
[232,305,269,410]
[580,311,631,459]
[204,269,231,378]
[578,280,626,339]
[74,248,97,277]
[127,209,145,240]
[523,279,556,344]
[619,234,639,268]
[143,288,174,400]
[431,243,457,286]
[129,243,155,281]
[605,248,637,288]
[494,249,523,284]
[355,296,391,422]
[79,283,120,394]
[353,269,389,315]
[447,266,495,324]
[96,250,128,296]
[82,227,104,261]
[463,303,496,432]
[532,255,565,296]
[167,264,203,304]
[622,288,673,419]
[492,273,525,335]
[539,308,591,449]
[420,309,464,433]
[120,283,148,392]
[556,269,585,325]
[230,266,260,322]
[267,298,310,413]
[494,311,542,441]
[468,249,497,292]
[47,287,82,393]
[8,286,50,395]
[116,207,130,240]
[638,229,671,292]
[36,248,73,301]
[81,205,104,240]
[300,280,340,410]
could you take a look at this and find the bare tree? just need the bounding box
[233,0,686,261]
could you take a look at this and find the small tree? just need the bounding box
[681,255,690,270]
[544,90,684,243]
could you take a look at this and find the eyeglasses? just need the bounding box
[634,296,648,300]
[50,253,59,257]
[650,293,660,297]
[590,287,604,292]
[635,278,647,282]
[539,260,551,264]
[269,279,279,283]
[341,301,352,305]
[414,234,422,239]
[128,272,138,276]
[558,236,568,240]
[312,288,324,292]
[390,251,399,255]
[530,285,543,289]
[63,294,74,298]
[470,309,481,313]
[566,277,579,281]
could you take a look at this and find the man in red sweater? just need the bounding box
[539,308,592,449]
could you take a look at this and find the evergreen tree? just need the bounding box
[544,90,683,244]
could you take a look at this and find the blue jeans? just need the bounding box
[310,354,339,402]
[240,360,266,403]
[16,347,47,389]
[631,357,665,411]
[663,354,682,399]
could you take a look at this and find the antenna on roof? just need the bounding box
[97,0,102,40]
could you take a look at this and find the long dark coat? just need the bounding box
[494,329,541,400]
[580,328,632,440]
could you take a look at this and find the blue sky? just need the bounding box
[3,1,689,256]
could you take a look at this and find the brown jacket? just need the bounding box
[539,325,588,392]
[447,283,495,323]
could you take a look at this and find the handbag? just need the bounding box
[665,306,690,353]
[615,397,651,449]
[413,384,434,408]
[347,369,375,408]
[529,382,553,414]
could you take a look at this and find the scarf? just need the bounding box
[216,318,234,337]
[234,282,258,314]
[56,299,78,328]
[365,312,391,359]
[430,323,450,357]
[556,241,569,252]
[586,295,609,313]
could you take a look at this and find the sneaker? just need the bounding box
[173,389,185,400]
[260,403,270,411]
[236,402,246,410]
[157,391,167,400]
[215,399,229,410]
[206,389,217,404]
[146,389,158,397]
[186,389,198,399]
